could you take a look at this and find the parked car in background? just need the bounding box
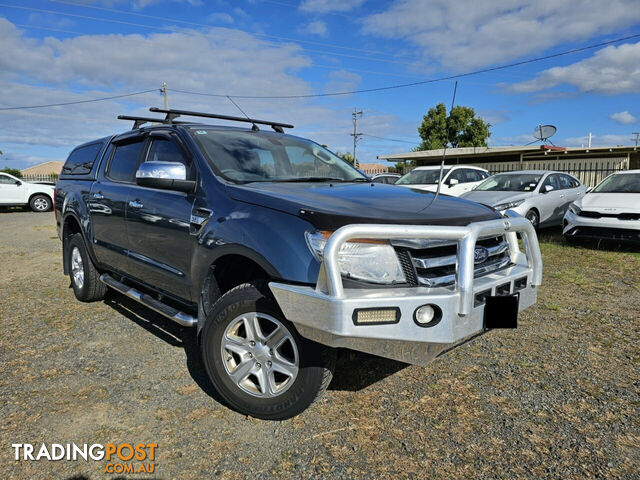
[0,172,55,212]
[461,170,586,229]
[395,165,490,196]
[563,170,640,243]
[371,173,401,184]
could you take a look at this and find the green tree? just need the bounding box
[335,152,355,165]
[416,103,491,151]
[1,167,23,178]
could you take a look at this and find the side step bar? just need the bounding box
[100,274,197,327]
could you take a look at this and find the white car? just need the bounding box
[563,170,640,244]
[0,172,55,212]
[462,171,587,229]
[395,165,491,196]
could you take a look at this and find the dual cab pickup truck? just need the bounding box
[55,108,542,420]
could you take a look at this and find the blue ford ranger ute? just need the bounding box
[56,108,543,420]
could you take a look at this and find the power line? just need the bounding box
[0,89,158,111]
[2,32,640,111]
[44,0,414,60]
[167,32,640,99]
[361,134,416,144]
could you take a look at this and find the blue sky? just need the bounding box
[1,0,639,170]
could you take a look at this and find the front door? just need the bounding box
[124,137,196,301]
[0,174,24,204]
[537,173,564,225]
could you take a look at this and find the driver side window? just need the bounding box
[0,175,19,185]
[542,174,560,191]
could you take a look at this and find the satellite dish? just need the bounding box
[533,124,557,142]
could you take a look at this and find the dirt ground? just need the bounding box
[1,210,638,479]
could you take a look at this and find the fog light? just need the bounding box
[352,308,400,325]
[414,304,442,327]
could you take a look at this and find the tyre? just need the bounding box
[29,194,51,212]
[67,233,107,302]
[525,209,539,230]
[200,283,335,420]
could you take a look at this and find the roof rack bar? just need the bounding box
[117,115,187,129]
[149,107,294,132]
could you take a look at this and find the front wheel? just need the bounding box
[525,209,540,230]
[30,194,51,212]
[200,283,335,420]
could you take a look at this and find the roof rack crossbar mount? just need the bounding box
[149,107,294,132]
[117,115,188,130]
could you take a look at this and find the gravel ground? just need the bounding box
[1,210,638,479]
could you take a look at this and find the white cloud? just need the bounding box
[207,12,234,24]
[303,20,328,37]
[299,0,365,13]
[507,41,640,95]
[0,18,400,168]
[610,110,637,124]
[361,0,640,70]
[323,70,361,93]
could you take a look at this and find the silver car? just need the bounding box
[461,170,587,229]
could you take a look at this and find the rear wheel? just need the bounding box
[29,194,51,212]
[67,233,107,302]
[525,209,540,230]
[200,283,335,420]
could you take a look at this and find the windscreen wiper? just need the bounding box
[275,177,347,183]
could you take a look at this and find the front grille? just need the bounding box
[567,226,640,242]
[579,210,640,221]
[394,235,511,288]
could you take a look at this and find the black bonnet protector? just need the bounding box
[227,182,501,230]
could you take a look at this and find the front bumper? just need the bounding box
[563,211,640,243]
[269,214,543,366]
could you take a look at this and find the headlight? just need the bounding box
[305,231,406,285]
[493,199,525,211]
[568,203,582,215]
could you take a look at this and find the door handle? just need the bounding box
[92,192,104,200]
[129,200,144,208]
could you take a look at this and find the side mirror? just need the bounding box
[15,180,22,186]
[448,178,459,186]
[136,161,195,193]
[543,184,554,193]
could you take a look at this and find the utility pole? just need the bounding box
[587,132,592,149]
[632,132,640,147]
[162,82,169,110]
[350,108,363,168]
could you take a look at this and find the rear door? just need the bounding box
[89,137,146,273]
[124,135,196,300]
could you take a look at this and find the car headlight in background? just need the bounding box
[305,231,406,285]
[493,199,525,211]
[568,203,582,215]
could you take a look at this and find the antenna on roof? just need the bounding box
[226,96,259,131]
[419,81,458,212]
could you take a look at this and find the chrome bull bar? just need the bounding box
[316,211,543,316]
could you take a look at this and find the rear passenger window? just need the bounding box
[62,142,103,175]
[107,140,145,183]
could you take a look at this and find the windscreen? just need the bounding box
[189,129,367,183]
[592,173,640,193]
[475,173,543,192]
[396,168,451,185]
